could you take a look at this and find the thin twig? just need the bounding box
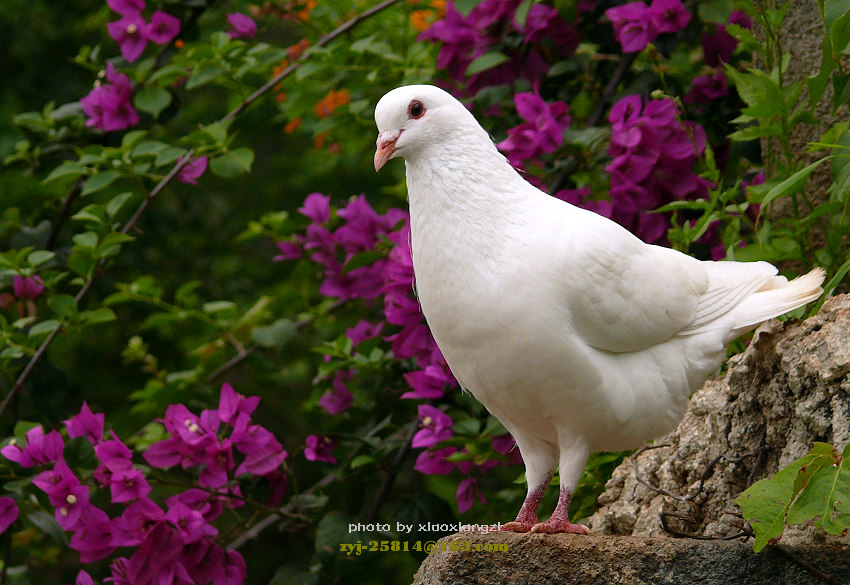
[632,444,767,503]
[2,0,404,420]
[365,419,418,523]
[770,544,841,585]
[47,181,83,249]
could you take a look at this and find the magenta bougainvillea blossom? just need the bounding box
[411,405,453,449]
[304,434,338,464]
[497,90,571,168]
[227,13,257,39]
[80,63,140,132]
[12,275,44,300]
[419,0,579,95]
[176,156,209,185]
[106,0,180,62]
[1,384,283,584]
[606,0,690,53]
[0,498,19,536]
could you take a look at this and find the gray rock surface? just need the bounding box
[411,532,850,585]
[588,294,850,543]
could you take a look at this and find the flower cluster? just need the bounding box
[605,0,691,53]
[80,63,140,133]
[0,384,285,585]
[279,192,524,512]
[419,0,580,95]
[561,95,710,245]
[497,89,571,169]
[107,0,180,62]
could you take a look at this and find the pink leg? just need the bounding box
[529,486,589,534]
[500,473,550,533]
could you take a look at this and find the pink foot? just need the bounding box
[529,519,589,534]
[500,520,535,533]
[528,485,590,535]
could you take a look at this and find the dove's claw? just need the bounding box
[499,521,534,533]
[529,520,589,534]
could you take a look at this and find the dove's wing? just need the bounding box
[547,203,780,353]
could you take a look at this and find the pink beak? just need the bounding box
[374,130,401,171]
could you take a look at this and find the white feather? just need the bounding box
[374,84,825,529]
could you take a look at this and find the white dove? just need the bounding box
[373,84,825,534]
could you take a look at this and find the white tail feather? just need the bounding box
[724,268,826,343]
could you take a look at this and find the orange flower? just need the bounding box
[174,39,185,49]
[288,38,311,61]
[284,117,302,133]
[314,132,328,149]
[296,0,316,21]
[410,10,431,31]
[314,89,350,119]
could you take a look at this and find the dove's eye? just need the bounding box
[408,100,425,119]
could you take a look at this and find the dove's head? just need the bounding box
[373,84,491,171]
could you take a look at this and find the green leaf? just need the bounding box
[725,66,787,119]
[514,0,534,28]
[698,0,734,22]
[787,444,850,535]
[202,300,236,314]
[106,192,135,218]
[342,250,386,273]
[28,319,60,338]
[43,161,86,184]
[26,250,55,267]
[133,86,172,118]
[47,295,78,320]
[466,51,510,76]
[186,65,226,90]
[154,146,188,167]
[71,204,106,225]
[79,307,117,325]
[829,1,850,53]
[252,318,297,348]
[315,512,355,559]
[209,148,254,178]
[761,157,834,206]
[132,140,169,158]
[81,170,120,196]
[72,231,98,250]
[736,454,818,552]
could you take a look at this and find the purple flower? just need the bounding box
[498,90,570,168]
[111,498,164,546]
[319,370,354,414]
[231,414,288,476]
[402,364,454,399]
[12,275,44,299]
[177,156,208,185]
[0,498,18,535]
[684,72,728,104]
[345,320,384,348]
[70,505,116,563]
[273,239,302,261]
[110,467,151,503]
[298,192,331,223]
[107,13,149,62]
[64,402,105,445]
[166,503,218,543]
[702,23,737,66]
[414,446,456,475]
[456,477,486,513]
[648,0,690,34]
[412,405,453,448]
[606,2,658,53]
[218,382,260,425]
[729,9,753,30]
[227,12,257,39]
[80,63,140,132]
[1,426,63,468]
[107,0,145,16]
[75,570,95,585]
[146,10,180,44]
[492,434,523,464]
[304,434,338,464]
